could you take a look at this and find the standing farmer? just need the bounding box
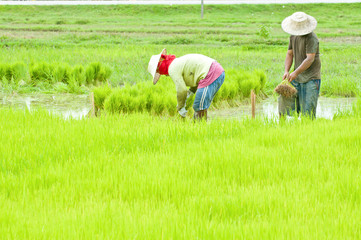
[279,12,321,118]
[148,49,225,121]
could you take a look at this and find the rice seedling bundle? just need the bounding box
[0,62,27,84]
[53,64,72,84]
[9,62,28,84]
[71,65,87,86]
[30,62,55,84]
[93,84,112,110]
[85,62,112,85]
[274,80,297,98]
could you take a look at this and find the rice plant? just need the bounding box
[86,62,112,85]
[9,62,28,84]
[94,69,266,116]
[1,108,361,239]
[0,62,28,84]
[71,65,86,86]
[53,64,72,84]
[0,61,112,93]
[30,62,55,84]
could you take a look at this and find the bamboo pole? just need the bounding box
[251,90,256,119]
[90,92,95,117]
[201,0,204,19]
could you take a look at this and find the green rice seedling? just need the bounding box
[104,88,133,114]
[212,69,265,103]
[93,84,112,111]
[4,65,13,82]
[103,88,122,114]
[217,83,230,100]
[91,68,266,116]
[71,65,86,86]
[238,73,259,97]
[152,95,166,115]
[136,94,148,112]
[30,62,55,84]
[85,64,96,85]
[2,108,361,239]
[254,70,267,90]
[96,66,112,83]
[130,96,142,113]
[145,93,154,112]
[0,76,9,88]
[226,81,240,100]
[53,64,71,84]
[166,95,178,116]
[85,62,112,85]
[53,82,69,92]
[0,63,8,82]
[9,62,28,84]
[67,76,85,94]
[33,80,53,91]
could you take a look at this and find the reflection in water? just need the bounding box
[209,97,356,120]
[0,93,91,119]
[0,93,356,120]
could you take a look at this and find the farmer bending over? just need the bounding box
[148,49,225,121]
[279,12,321,119]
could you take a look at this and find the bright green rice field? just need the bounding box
[1,106,361,239]
[1,3,361,239]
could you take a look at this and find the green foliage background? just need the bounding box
[0,3,360,96]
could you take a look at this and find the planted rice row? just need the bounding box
[93,69,266,116]
[0,62,112,87]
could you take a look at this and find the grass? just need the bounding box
[1,106,361,239]
[0,4,360,96]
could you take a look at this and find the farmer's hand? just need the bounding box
[178,107,187,118]
[282,71,290,80]
[288,72,298,82]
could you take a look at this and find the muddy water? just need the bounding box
[0,93,356,120]
[0,93,91,119]
[209,97,357,120]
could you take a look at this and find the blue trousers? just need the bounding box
[193,72,225,112]
[278,79,321,118]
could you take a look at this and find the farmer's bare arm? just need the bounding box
[283,50,293,80]
[288,53,316,82]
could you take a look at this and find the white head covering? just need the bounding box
[282,12,317,36]
[147,48,167,85]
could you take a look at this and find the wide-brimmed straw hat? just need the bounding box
[148,48,167,85]
[281,12,317,36]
